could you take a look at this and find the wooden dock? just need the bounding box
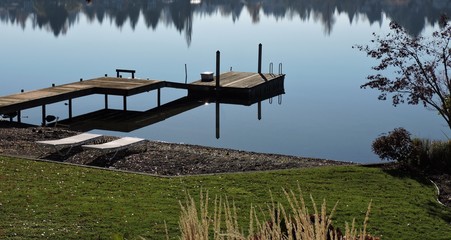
[187,71,285,102]
[0,71,284,126]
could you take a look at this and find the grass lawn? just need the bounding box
[0,156,450,239]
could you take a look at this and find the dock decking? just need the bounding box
[0,77,164,114]
[186,72,285,101]
[0,71,284,125]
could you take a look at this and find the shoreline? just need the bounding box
[0,124,352,176]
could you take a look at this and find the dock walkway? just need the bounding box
[0,71,284,125]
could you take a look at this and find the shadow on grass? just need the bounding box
[379,164,451,222]
[424,199,451,223]
[378,163,431,186]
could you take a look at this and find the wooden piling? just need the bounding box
[104,94,109,109]
[258,43,262,74]
[41,105,46,126]
[216,51,220,88]
[68,99,73,119]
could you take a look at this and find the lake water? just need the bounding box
[1,0,450,163]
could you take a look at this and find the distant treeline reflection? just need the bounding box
[1,0,450,44]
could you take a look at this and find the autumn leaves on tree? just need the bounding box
[355,15,451,130]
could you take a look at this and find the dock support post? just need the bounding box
[104,94,108,109]
[157,88,161,107]
[41,105,46,126]
[68,99,73,119]
[185,64,188,84]
[216,50,220,89]
[123,96,127,111]
[17,111,21,123]
[258,43,262,74]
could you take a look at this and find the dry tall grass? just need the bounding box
[177,188,378,240]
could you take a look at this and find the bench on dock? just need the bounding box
[82,137,146,160]
[116,69,136,78]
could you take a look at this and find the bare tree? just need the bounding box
[354,15,451,129]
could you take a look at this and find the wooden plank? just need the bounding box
[190,72,247,86]
[222,73,261,87]
[82,78,160,90]
[0,98,21,105]
[88,77,156,84]
[189,72,281,89]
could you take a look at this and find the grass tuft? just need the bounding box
[177,187,377,239]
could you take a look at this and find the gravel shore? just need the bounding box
[0,123,351,176]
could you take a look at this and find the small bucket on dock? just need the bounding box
[201,72,214,82]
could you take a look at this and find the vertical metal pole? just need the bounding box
[216,50,220,89]
[41,105,46,126]
[157,88,161,107]
[117,70,120,78]
[258,43,262,74]
[68,99,73,119]
[105,94,108,109]
[123,96,127,111]
[132,72,135,79]
[216,102,220,139]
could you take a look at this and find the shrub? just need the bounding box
[412,138,451,173]
[372,128,414,165]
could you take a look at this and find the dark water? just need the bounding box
[1,0,450,163]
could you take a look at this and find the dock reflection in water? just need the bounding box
[56,89,284,139]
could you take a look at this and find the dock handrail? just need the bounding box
[278,63,283,74]
[269,62,274,74]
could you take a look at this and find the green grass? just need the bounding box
[0,156,450,239]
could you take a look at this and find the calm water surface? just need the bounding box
[1,0,450,163]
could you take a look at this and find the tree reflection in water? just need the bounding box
[1,0,449,43]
